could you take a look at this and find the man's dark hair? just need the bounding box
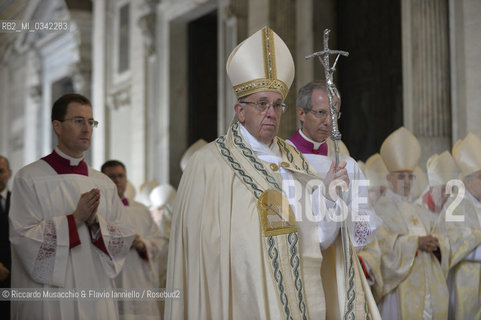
[51,93,92,122]
[101,160,126,173]
[296,81,328,110]
[0,155,10,171]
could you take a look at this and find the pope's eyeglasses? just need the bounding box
[239,100,288,114]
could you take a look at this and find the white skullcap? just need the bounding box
[226,26,295,100]
[150,184,177,208]
[380,127,421,172]
[426,151,457,186]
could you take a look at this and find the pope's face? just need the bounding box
[297,88,339,143]
[235,91,283,144]
[387,170,415,197]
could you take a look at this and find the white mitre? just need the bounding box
[365,153,389,187]
[426,151,457,186]
[380,126,421,172]
[357,160,366,175]
[226,26,295,100]
[452,133,481,177]
[180,139,208,172]
[150,184,177,208]
[138,178,159,207]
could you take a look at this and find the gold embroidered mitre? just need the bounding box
[226,26,295,100]
[452,133,481,177]
[426,151,457,186]
[365,153,389,187]
[380,127,421,172]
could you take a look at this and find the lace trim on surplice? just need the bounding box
[32,219,57,284]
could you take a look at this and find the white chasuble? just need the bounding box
[375,190,449,320]
[165,122,380,319]
[438,192,481,319]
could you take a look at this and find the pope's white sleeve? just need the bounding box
[312,186,340,249]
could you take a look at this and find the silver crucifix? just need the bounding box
[305,29,348,144]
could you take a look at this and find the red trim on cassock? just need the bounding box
[433,247,442,263]
[67,214,81,249]
[138,247,149,261]
[358,256,371,281]
[422,191,436,212]
[88,225,110,257]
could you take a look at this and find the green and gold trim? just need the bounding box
[263,26,276,79]
[215,122,312,319]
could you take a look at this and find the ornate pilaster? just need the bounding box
[403,0,451,166]
[138,0,159,56]
[268,0,296,139]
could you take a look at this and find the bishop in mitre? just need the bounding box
[375,127,449,319]
[438,133,481,319]
[164,26,380,319]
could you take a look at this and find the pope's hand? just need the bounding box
[324,160,349,202]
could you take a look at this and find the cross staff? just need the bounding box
[306,28,353,315]
[305,29,348,147]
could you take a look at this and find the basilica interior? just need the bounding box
[1,0,480,198]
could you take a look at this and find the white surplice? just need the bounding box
[287,137,381,249]
[9,152,135,320]
[115,200,165,320]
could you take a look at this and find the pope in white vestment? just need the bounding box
[165,26,380,320]
[9,148,136,319]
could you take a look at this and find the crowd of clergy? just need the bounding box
[2,25,481,320]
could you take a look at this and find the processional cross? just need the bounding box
[306,28,354,315]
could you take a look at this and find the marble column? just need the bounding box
[402,0,451,168]
[269,0,297,139]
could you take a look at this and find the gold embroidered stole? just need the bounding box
[216,122,314,319]
[216,122,377,319]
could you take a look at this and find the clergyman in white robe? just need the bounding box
[9,148,136,320]
[115,199,164,320]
